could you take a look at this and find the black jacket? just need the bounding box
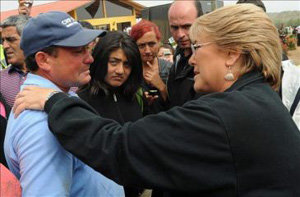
[78,89,143,125]
[46,71,300,196]
[167,48,206,108]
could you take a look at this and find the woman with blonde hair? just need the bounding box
[13,4,300,196]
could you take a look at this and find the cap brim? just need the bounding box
[55,29,106,47]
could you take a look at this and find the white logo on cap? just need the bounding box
[61,17,78,28]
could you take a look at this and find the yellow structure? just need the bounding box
[2,0,144,32]
[75,0,144,31]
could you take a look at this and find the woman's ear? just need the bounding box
[35,52,51,72]
[226,51,241,67]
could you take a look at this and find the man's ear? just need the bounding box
[35,52,51,72]
[226,51,241,67]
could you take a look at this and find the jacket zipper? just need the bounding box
[113,93,125,124]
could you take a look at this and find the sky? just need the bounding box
[1,0,300,13]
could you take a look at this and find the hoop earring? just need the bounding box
[224,66,234,81]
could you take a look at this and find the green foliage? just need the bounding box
[268,11,300,28]
[286,35,297,50]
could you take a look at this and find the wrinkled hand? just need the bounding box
[13,86,56,118]
[18,0,32,16]
[144,91,159,105]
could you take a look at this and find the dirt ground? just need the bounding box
[287,46,300,66]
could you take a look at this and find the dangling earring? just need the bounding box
[224,66,234,81]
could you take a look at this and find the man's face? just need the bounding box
[168,4,197,50]
[47,46,93,92]
[2,26,25,67]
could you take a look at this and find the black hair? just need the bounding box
[25,46,57,72]
[82,31,143,100]
[236,0,266,12]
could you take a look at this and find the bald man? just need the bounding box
[167,0,205,108]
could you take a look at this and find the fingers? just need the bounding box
[144,91,159,105]
[13,95,25,118]
[146,61,153,68]
[13,86,54,118]
[144,91,149,97]
[13,102,26,119]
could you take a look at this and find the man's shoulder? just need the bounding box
[7,110,48,139]
[0,67,9,75]
[0,66,18,78]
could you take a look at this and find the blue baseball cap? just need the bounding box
[21,11,106,57]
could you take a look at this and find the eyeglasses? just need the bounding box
[137,41,157,50]
[191,42,213,53]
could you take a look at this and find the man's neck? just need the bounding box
[34,71,70,93]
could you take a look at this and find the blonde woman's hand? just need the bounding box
[13,86,57,118]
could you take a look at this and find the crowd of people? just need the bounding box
[1,0,300,196]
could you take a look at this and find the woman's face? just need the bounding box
[189,32,237,93]
[136,31,160,64]
[104,48,132,88]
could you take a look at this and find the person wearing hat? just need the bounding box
[4,11,124,196]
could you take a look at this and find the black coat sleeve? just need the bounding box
[45,93,235,192]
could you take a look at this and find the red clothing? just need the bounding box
[0,163,21,197]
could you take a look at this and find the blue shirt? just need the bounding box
[4,73,124,197]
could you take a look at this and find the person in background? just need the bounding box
[0,92,10,167]
[0,34,8,70]
[236,0,300,129]
[78,31,144,197]
[0,15,30,107]
[18,0,33,16]
[0,163,21,197]
[0,16,30,166]
[13,4,300,196]
[4,11,123,196]
[167,0,205,108]
[130,19,172,113]
[158,43,174,63]
[236,0,266,11]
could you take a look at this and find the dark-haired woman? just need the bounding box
[78,31,144,124]
[77,31,144,196]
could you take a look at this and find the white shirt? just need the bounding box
[282,60,300,130]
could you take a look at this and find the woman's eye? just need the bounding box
[109,60,118,65]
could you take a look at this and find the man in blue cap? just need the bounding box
[4,11,124,196]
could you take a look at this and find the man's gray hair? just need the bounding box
[1,15,30,36]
